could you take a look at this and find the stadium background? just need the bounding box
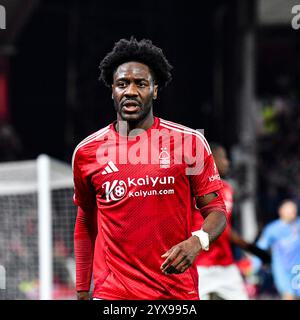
[0,0,300,299]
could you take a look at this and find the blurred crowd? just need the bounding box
[257,97,300,224]
[235,97,300,300]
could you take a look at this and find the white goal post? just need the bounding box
[37,155,52,300]
[0,155,76,300]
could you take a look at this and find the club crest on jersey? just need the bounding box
[159,147,170,169]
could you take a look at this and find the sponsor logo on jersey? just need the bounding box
[102,175,175,202]
[102,180,127,201]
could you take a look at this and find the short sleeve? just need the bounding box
[187,135,223,197]
[72,149,96,210]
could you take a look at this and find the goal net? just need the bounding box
[0,155,76,300]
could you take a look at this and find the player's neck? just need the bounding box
[116,113,154,135]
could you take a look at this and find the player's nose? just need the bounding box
[124,83,138,96]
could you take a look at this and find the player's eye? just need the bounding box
[117,82,127,88]
[138,82,148,87]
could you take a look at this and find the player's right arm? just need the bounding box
[74,205,97,300]
[72,147,97,299]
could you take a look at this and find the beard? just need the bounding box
[114,99,153,124]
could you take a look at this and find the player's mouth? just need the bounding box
[122,100,141,113]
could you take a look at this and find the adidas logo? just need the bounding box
[101,161,119,175]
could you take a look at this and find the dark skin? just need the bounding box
[112,61,158,134]
[77,291,90,300]
[212,147,230,178]
[77,61,227,298]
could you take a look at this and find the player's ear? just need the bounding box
[111,85,114,99]
[153,84,158,100]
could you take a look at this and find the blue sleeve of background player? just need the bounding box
[251,224,274,272]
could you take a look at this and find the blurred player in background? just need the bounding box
[72,37,228,300]
[193,143,271,300]
[252,200,300,300]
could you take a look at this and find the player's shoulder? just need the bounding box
[158,118,212,155]
[159,117,199,133]
[72,124,111,167]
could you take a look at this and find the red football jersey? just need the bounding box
[193,180,234,266]
[73,117,223,300]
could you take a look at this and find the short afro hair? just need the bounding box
[99,37,173,89]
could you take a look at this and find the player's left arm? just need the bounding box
[161,134,227,275]
[161,191,226,275]
[195,192,227,243]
